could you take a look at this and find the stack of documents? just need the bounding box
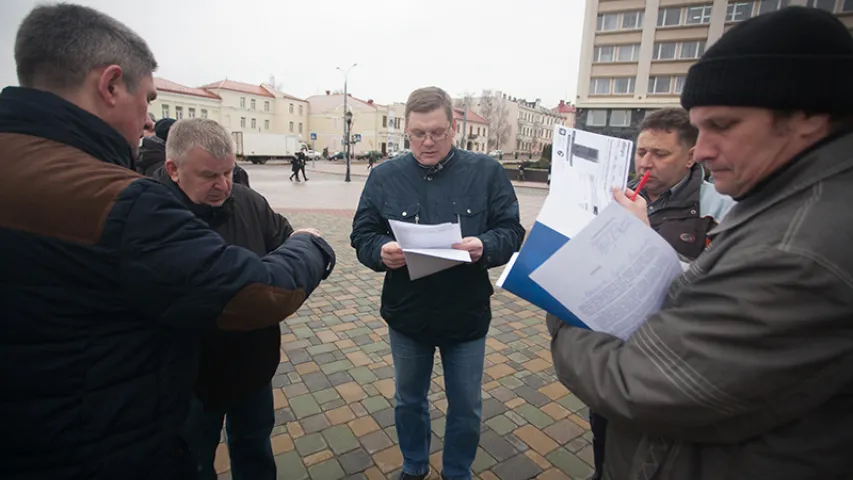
[497,127,683,340]
[389,219,471,280]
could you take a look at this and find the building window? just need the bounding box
[653,42,678,60]
[685,5,713,24]
[289,121,294,132]
[250,99,256,110]
[658,7,682,26]
[251,118,256,129]
[807,0,836,9]
[843,0,853,10]
[383,116,388,128]
[674,76,687,94]
[264,101,270,112]
[680,40,706,59]
[649,76,674,94]
[289,104,294,114]
[299,105,303,115]
[596,13,618,31]
[161,105,169,118]
[175,106,183,119]
[240,97,246,108]
[590,78,611,95]
[621,10,644,29]
[727,1,755,21]
[610,110,632,127]
[299,122,303,133]
[613,77,636,94]
[758,0,790,14]
[616,44,640,62]
[200,109,208,119]
[188,108,196,118]
[586,110,607,127]
[264,119,270,130]
[240,117,246,128]
[594,45,615,63]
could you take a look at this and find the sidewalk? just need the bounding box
[306,160,549,191]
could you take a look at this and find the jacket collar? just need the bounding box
[0,86,135,169]
[154,167,235,226]
[712,130,853,236]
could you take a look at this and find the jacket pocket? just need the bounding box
[452,195,488,238]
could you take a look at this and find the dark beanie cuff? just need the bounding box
[681,55,853,113]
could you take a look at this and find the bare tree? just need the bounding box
[477,90,512,151]
[266,75,285,92]
[453,91,476,110]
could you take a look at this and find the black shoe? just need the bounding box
[398,472,428,480]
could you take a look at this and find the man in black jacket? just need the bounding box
[0,5,335,480]
[157,118,303,480]
[137,117,175,176]
[351,87,525,480]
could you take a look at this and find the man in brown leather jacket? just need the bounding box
[550,7,853,479]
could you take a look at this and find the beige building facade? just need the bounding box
[453,108,490,153]
[306,92,407,156]
[469,92,570,156]
[575,0,853,138]
[198,80,309,139]
[150,78,222,123]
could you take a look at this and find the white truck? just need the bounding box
[232,132,305,164]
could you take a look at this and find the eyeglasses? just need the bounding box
[406,130,450,142]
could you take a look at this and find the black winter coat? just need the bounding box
[155,169,293,409]
[137,134,166,176]
[0,86,335,480]
[351,149,525,345]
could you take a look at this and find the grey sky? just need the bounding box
[1,0,585,108]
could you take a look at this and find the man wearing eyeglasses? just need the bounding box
[351,86,525,480]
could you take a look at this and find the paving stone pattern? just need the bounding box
[214,171,592,480]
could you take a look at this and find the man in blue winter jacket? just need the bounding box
[351,86,525,480]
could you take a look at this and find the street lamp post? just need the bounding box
[337,63,357,182]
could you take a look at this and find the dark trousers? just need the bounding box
[185,384,276,480]
[590,411,608,479]
[298,166,308,180]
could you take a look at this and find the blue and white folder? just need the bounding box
[497,191,595,329]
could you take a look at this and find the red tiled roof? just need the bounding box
[260,84,306,102]
[306,93,378,109]
[154,77,220,99]
[199,79,275,98]
[453,108,488,125]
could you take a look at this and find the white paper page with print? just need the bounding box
[389,219,462,249]
[529,203,683,340]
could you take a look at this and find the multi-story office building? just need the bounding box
[575,0,853,139]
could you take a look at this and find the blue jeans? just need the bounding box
[390,328,486,480]
[185,384,276,480]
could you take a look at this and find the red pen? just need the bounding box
[630,171,651,201]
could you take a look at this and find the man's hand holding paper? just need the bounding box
[381,241,407,270]
[452,237,484,262]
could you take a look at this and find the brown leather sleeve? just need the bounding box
[0,133,139,245]
[216,283,307,331]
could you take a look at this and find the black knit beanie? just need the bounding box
[154,118,176,141]
[681,6,853,113]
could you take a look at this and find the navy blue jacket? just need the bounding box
[351,149,524,344]
[0,87,335,480]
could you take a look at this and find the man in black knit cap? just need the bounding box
[548,7,853,479]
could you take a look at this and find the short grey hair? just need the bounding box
[15,3,157,92]
[166,119,235,164]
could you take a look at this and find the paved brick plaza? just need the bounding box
[214,163,594,480]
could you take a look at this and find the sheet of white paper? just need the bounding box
[388,220,471,280]
[404,248,471,262]
[496,252,519,288]
[388,220,462,249]
[529,203,683,340]
[405,252,465,280]
[551,126,633,216]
